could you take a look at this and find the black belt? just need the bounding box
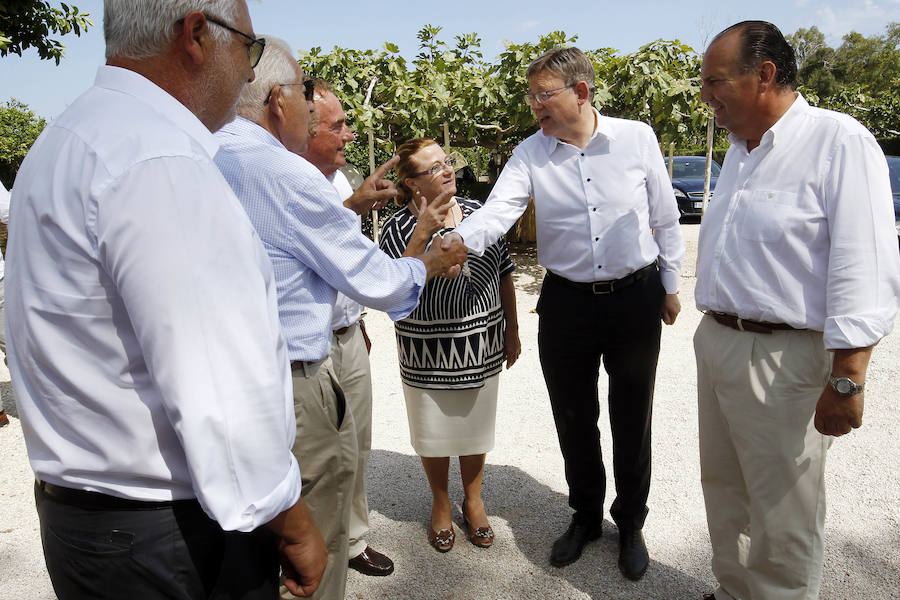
[707,312,804,334]
[37,480,195,511]
[546,261,657,295]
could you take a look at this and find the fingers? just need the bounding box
[440,232,463,250]
[370,155,399,179]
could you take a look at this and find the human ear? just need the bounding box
[179,11,209,66]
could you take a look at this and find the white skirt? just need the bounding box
[402,374,499,457]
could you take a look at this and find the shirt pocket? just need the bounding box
[737,190,797,243]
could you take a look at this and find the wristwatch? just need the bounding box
[828,375,865,397]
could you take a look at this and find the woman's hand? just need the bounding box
[503,326,521,369]
[414,189,454,237]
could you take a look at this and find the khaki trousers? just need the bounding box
[282,358,358,600]
[329,321,373,559]
[694,315,831,600]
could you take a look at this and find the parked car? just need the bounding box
[664,155,721,220]
[888,156,900,251]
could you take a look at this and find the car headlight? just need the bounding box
[673,188,687,199]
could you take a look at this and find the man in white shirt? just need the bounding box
[447,46,685,580]
[301,78,397,578]
[215,39,466,600]
[5,2,326,598]
[694,21,900,600]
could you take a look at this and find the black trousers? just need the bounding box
[537,266,664,532]
[35,482,280,600]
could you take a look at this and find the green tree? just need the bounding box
[0,98,46,188]
[0,1,93,64]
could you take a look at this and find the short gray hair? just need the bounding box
[526,46,596,101]
[236,36,301,122]
[104,0,238,60]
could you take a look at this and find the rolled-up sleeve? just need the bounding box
[96,157,301,531]
[823,135,900,349]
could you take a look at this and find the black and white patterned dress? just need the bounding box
[380,197,515,456]
[380,198,515,390]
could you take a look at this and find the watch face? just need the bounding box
[835,378,853,394]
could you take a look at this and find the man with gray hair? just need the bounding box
[446,46,685,580]
[6,1,326,598]
[214,37,467,599]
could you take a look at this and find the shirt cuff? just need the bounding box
[210,454,303,533]
[659,269,679,295]
[823,313,896,350]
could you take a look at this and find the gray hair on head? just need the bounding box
[104,0,238,60]
[526,46,596,101]
[236,36,302,122]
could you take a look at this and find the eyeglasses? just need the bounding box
[413,156,457,178]
[203,14,265,68]
[263,81,312,105]
[524,84,574,108]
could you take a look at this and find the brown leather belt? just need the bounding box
[546,261,657,295]
[333,325,351,336]
[708,312,803,334]
[37,480,195,511]
[291,360,314,372]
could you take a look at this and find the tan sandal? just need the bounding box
[462,501,494,549]
[428,525,455,552]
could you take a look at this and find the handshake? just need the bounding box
[421,231,468,280]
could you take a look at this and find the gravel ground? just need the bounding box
[1,223,898,599]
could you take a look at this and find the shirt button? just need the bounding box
[587,178,592,182]
[595,237,599,241]
[592,207,597,212]
[581,153,585,157]
[597,265,602,269]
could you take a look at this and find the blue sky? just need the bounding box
[3,0,899,120]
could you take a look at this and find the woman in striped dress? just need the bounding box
[380,138,520,552]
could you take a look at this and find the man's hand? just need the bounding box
[661,293,681,325]
[343,156,399,215]
[814,387,864,436]
[440,231,463,251]
[419,233,468,280]
[266,499,327,597]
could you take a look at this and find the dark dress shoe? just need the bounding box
[348,546,394,576]
[550,517,602,567]
[618,529,649,581]
[701,594,716,600]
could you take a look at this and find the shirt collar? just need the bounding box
[219,115,286,149]
[542,107,614,155]
[94,65,220,158]
[727,92,808,151]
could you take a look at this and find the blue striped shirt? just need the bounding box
[215,117,426,361]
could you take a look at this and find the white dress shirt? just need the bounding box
[695,94,900,349]
[454,109,685,294]
[5,66,301,532]
[328,170,365,331]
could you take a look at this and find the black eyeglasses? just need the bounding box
[263,80,313,105]
[203,14,265,68]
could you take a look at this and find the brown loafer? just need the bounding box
[428,525,455,552]
[348,546,394,576]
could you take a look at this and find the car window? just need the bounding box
[668,157,721,178]
[887,157,900,195]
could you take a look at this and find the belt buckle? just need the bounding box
[592,281,613,295]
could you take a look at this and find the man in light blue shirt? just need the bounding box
[215,37,466,600]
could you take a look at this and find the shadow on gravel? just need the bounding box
[365,449,709,599]
[508,243,545,297]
